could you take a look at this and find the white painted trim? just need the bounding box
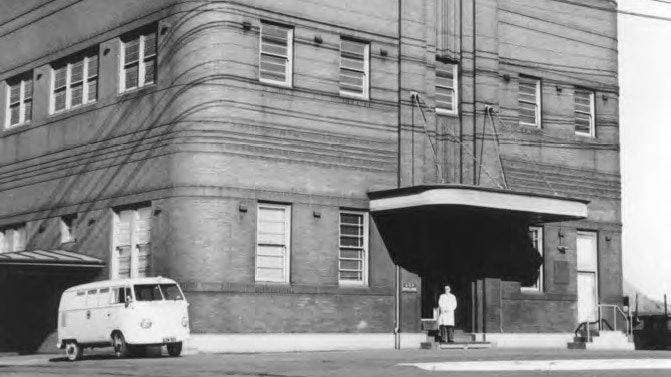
[255,203,292,283]
[435,61,458,115]
[521,226,544,292]
[369,188,587,219]
[259,22,293,88]
[338,210,369,286]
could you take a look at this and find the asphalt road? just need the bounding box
[4,348,671,377]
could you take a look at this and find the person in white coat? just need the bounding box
[438,285,457,343]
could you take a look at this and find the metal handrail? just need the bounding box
[597,304,631,338]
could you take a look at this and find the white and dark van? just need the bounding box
[57,277,190,361]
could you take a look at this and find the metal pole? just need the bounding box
[394,0,402,351]
[665,294,668,318]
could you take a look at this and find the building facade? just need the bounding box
[0,0,621,352]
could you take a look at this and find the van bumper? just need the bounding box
[124,329,190,345]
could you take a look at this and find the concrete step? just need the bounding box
[567,331,634,351]
[439,342,492,350]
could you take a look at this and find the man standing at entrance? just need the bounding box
[438,285,457,343]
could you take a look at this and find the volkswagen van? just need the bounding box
[57,277,190,361]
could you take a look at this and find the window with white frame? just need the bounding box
[6,75,32,128]
[259,22,293,86]
[0,224,27,253]
[436,60,458,114]
[522,226,543,292]
[256,203,291,283]
[52,52,98,113]
[120,27,157,92]
[575,89,595,137]
[518,76,541,127]
[60,215,77,244]
[112,206,152,279]
[338,211,369,285]
[339,39,369,99]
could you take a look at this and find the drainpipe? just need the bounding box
[394,0,402,351]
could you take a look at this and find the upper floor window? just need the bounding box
[0,224,27,253]
[522,226,543,292]
[574,89,595,137]
[518,76,541,128]
[436,60,458,115]
[256,203,291,283]
[112,206,152,279]
[6,75,32,128]
[339,39,369,99]
[259,22,293,87]
[52,51,98,113]
[339,211,369,285]
[120,27,157,92]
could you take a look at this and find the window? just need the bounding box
[575,89,595,137]
[522,226,543,292]
[577,231,598,322]
[518,76,541,127]
[339,39,369,99]
[111,287,131,304]
[259,22,293,86]
[120,27,157,92]
[112,206,151,279]
[339,211,369,285]
[60,215,77,243]
[436,60,458,114]
[85,289,98,307]
[0,224,26,253]
[51,52,98,113]
[6,75,32,128]
[256,203,291,283]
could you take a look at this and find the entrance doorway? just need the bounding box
[421,276,472,332]
[577,231,598,323]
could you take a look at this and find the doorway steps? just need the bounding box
[420,330,492,350]
[567,330,635,351]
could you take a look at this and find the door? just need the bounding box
[577,231,598,323]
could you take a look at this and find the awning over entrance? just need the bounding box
[369,185,589,224]
[367,185,589,286]
[0,249,105,268]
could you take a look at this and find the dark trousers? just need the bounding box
[439,325,454,343]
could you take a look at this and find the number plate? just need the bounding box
[163,337,176,343]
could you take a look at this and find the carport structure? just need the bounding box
[0,250,104,353]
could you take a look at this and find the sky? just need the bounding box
[619,0,671,299]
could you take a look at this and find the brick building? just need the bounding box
[0,0,622,352]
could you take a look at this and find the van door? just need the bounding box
[95,288,111,342]
[106,287,130,341]
[79,289,99,343]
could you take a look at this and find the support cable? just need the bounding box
[412,93,445,183]
[491,110,559,196]
[414,94,504,189]
[486,106,509,189]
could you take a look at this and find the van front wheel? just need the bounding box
[112,332,129,358]
[65,341,83,361]
[167,342,182,357]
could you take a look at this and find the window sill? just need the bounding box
[1,121,32,137]
[48,102,99,122]
[118,83,157,100]
[259,79,292,89]
[339,92,369,101]
[436,108,458,117]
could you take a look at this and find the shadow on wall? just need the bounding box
[0,267,99,354]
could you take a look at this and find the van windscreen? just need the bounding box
[134,284,163,301]
[160,284,184,300]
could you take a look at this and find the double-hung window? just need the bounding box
[52,52,98,113]
[0,224,27,253]
[574,89,595,137]
[6,75,32,128]
[112,206,152,279]
[256,203,291,283]
[120,28,157,92]
[522,226,543,292]
[436,60,458,115]
[338,211,369,285]
[339,39,369,99]
[518,76,541,127]
[259,22,293,86]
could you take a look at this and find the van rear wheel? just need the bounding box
[65,341,83,361]
[167,342,182,357]
[112,332,129,358]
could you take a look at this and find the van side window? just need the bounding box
[86,289,98,307]
[98,288,110,306]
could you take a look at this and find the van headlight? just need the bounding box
[140,319,153,329]
[181,316,189,327]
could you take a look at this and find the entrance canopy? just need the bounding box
[0,249,105,269]
[368,185,589,285]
